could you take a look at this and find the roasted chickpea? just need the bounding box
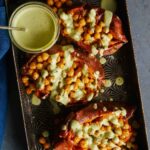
[47,57,52,63]
[73,14,79,21]
[30,84,35,90]
[100,148,107,150]
[64,85,70,93]
[45,85,52,91]
[84,33,91,41]
[115,128,122,136]
[74,22,79,28]
[101,126,107,131]
[37,63,43,70]
[88,29,94,35]
[24,82,29,87]
[100,21,105,28]
[94,33,101,40]
[26,88,33,95]
[44,143,51,149]
[95,25,102,33]
[58,62,64,69]
[29,62,36,70]
[76,79,81,86]
[76,71,82,77]
[74,136,81,144]
[98,40,102,46]
[90,78,94,83]
[47,0,54,6]
[76,27,84,33]
[123,123,130,130]
[43,62,48,68]
[122,130,130,138]
[79,139,88,149]
[103,27,109,33]
[57,56,61,62]
[42,53,49,61]
[63,28,68,35]
[52,7,57,13]
[66,78,72,84]
[39,137,46,144]
[101,139,107,148]
[72,63,78,68]
[83,40,90,45]
[56,1,62,8]
[28,69,33,75]
[68,68,74,77]
[112,148,120,150]
[106,126,111,131]
[49,76,55,82]
[70,91,76,98]
[79,19,86,27]
[94,130,100,137]
[119,119,124,126]
[108,33,113,40]
[88,68,93,75]
[33,72,39,80]
[22,76,29,84]
[120,134,127,140]
[59,52,64,57]
[82,77,89,84]
[44,79,50,86]
[55,95,60,101]
[37,55,43,63]
[87,18,91,23]
[74,83,78,90]
[85,83,90,88]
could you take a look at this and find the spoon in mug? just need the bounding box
[0,25,26,31]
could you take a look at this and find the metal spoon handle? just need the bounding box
[0,26,25,31]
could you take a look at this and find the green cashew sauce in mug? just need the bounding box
[9,2,60,53]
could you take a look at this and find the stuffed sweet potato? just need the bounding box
[54,102,137,150]
[59,6,127,57]
[21,45,104,105]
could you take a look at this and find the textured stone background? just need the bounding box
[2,0,150,149]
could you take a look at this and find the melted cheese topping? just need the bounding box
[88,9,97,28]
[101,34,112,48]
[60,12,82,41]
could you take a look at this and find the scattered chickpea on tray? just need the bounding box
[47,0,73,13]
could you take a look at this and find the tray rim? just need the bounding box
[4,0,149,149]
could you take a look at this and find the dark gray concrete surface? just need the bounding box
[1,0,150,149]
[1,51,27,150]
[127,0,150,148]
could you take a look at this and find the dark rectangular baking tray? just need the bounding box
[5,0,149,149]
